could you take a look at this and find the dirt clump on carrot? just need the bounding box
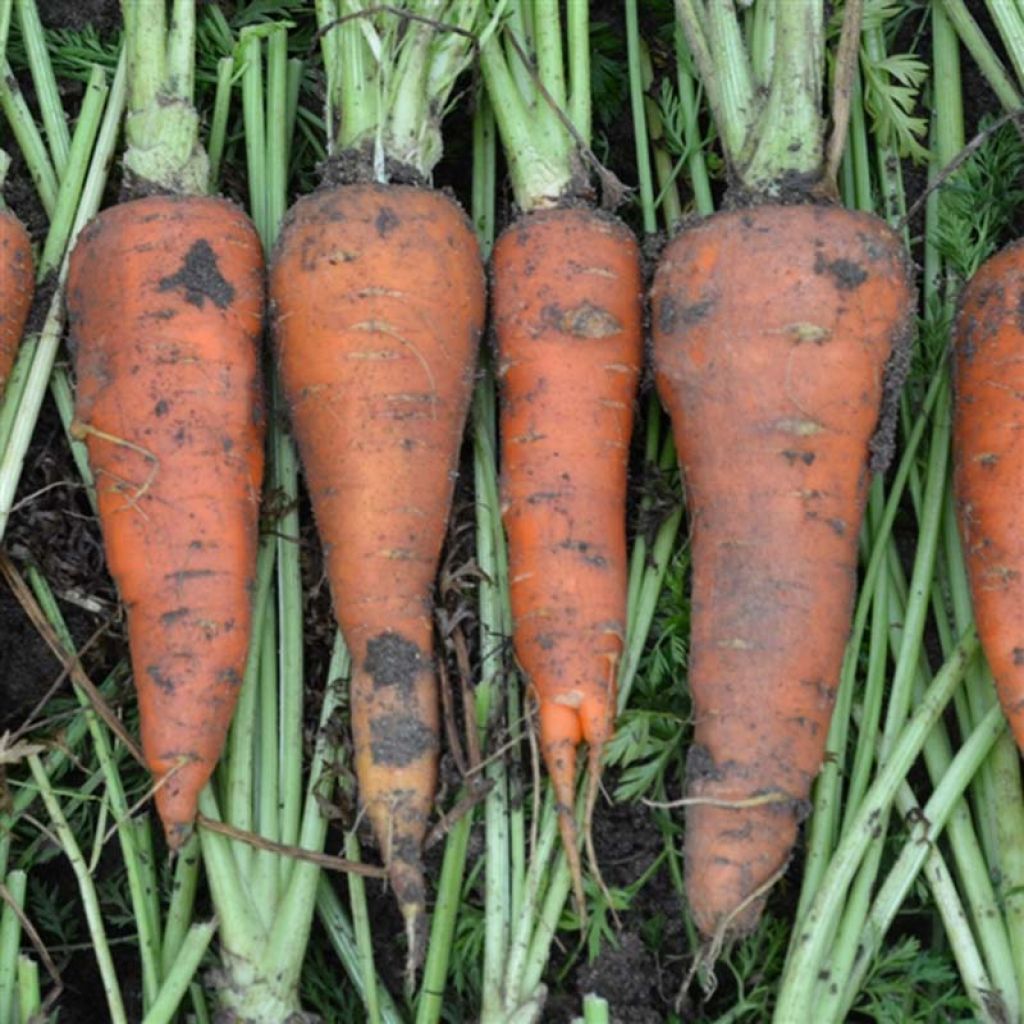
[652,203,913,938]
[68,194,265,846]
[955,239,1024,751]
[271,182,484,961]
[0,208,34,398]
[495,206,643,914]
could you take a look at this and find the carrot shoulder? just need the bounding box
[271,183,483,955]
[69,194,265,845]
[955,239,1024,750]
[652,204,912,937]
[495,206,643,910]
[0,208,34,398]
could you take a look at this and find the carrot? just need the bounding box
[479,0,644,917]
[654,0,914,941]
[494,207,642,911]
[271,6,494,970]
[68,194,265,845]
[954,239,1024,751]
[271,182,482,960]
[0,207,33,398]
[652,204,911,936]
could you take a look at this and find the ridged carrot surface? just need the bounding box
[652,203,912,937]
[955,239,1024,751]
[69,195,265,846]
[0,208,34,398]
[494,207,643,910]
[271,183,483,956]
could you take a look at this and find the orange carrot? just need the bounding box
[651,204,912,937]
[494,206,643,913]
[955,239,1024,751]
[68,194,265,846]
[0,208,33,398]
[270,183,484,957]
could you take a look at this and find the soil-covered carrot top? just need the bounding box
[119,0,210,197]
[314,0,503,186]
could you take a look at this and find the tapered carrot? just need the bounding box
[653,1,914,939]
[652,204,911,936]
[0,208,33,398]
[494,208,642,911]
[955,239,1024,751]
[67,0,265,848]
[270,3,494,970]
[479,0,644,917]
[272,183,482,955]
[69,195,265,844]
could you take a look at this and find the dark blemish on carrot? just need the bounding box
[536,633,556,651]
[541,301,622,339]
[658,297,678,334]
[173,426,186,446]
[147,665,176,694]
[364,631,423,694]
[189,540,204,550]
[217,667,243,687]
[1013,648,1024,666]
[160,607,190,625]
[526,490,561,504]
[401,437,415,451]
[154,400,169,417]
[813,252,867,290]
[158,239,235,310]
[559,538,608,568]
[375,206,400,237]
[369,712,437,766]
[165,568,217,584]
[979,453,999,468]
[781,449,816,465]
[681,297,715,324]
[828,518,847,536]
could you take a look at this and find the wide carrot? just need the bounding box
[270,4,492,968]
[954,239,1024,751]
[652,3,913,939]
[652,204,910,936]
[0,207,33,398]
[67,2,265,847]
[481,1,643,913]
[494,208,642,909]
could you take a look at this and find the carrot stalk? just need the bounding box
[16,0,70,178]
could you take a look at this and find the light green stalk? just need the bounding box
[121,0,207,193]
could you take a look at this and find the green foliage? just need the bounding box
[852,936,977,1022]
[861,50,929,162]
[936,118,1024,282]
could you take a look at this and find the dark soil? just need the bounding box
[36,0,120,33]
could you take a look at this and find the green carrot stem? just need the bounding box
[206,56,234,191]
[773,632,979,1022]
[121,0,207,194]
[16,955,39,1024]
[625,0,655,234]
[937,0,1022,112]
[141,920,217,1024]
[17,0,70,178]
[0,61,58,215]
[28,754,127,1023]
[0,870,25,1024]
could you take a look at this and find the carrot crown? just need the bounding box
[121,0,208,196]
[677,0,858,200]
[479,0,591,212]
[316,1,499,184]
